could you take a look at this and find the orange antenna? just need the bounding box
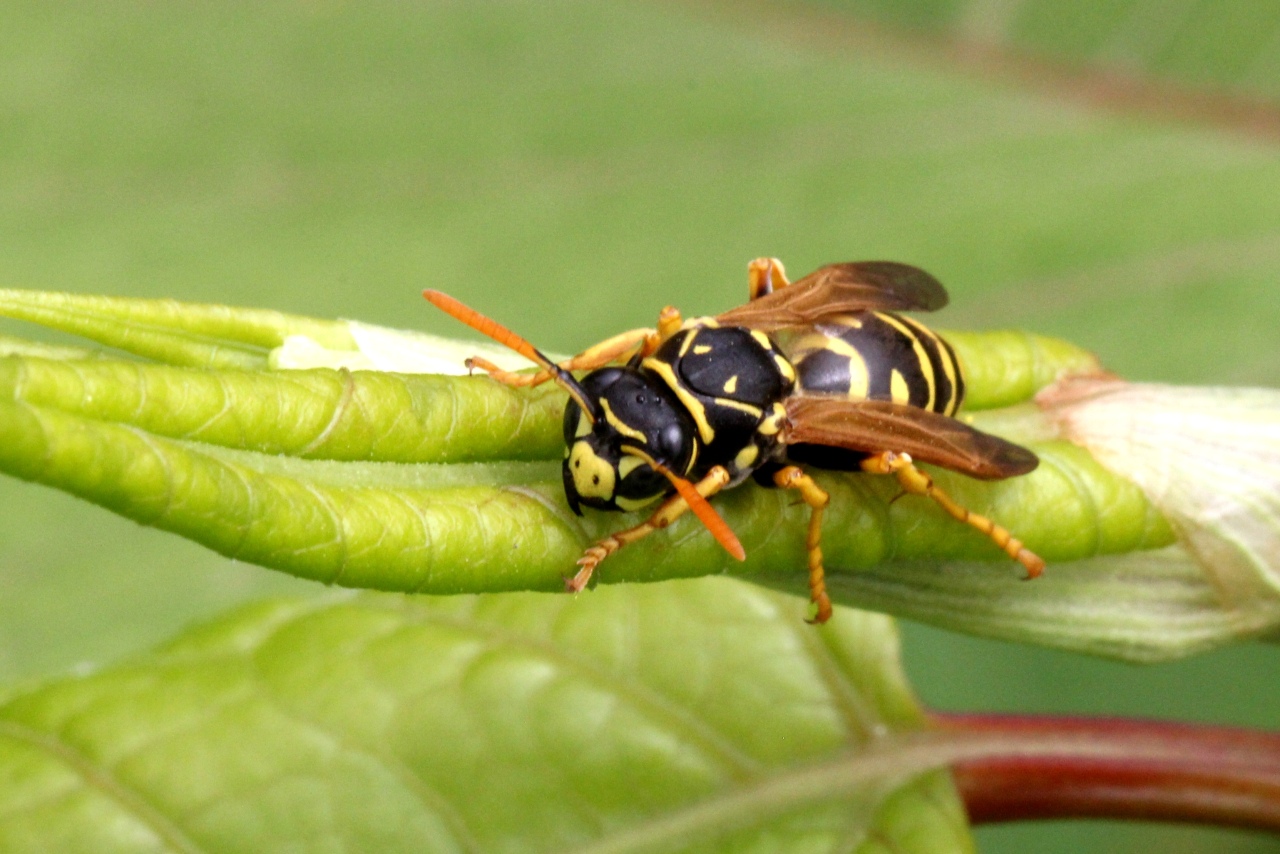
[424,289,599,422]
[624,448,746,562]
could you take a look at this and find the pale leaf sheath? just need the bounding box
[832,379,1280,662]
[1045,379,1280,639]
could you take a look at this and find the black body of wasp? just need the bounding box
[425,257,1042,623]
[562,325,793,515]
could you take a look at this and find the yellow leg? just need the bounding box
[772,466,833,624]
[654,305,683,347]
[860,451,1045,579]
[748,257,791,300]
[467,327,655,387]
[567,466,732,592]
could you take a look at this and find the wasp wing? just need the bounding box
[784,395,1038,480]
[717,261,949,331]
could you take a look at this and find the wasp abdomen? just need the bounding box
[785,311,964,416]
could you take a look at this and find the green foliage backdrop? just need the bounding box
[0,2,1276,851]
[811,0,1280,100]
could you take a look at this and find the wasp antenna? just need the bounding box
[666,470,746,562]
[623,449,745,562]
[424,289,599,422]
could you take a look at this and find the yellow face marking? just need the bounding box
[617,455,646,479]
[616,493,661,512]
[643,357,716,444]
[733,444,758,471]
[613,452,663,511]
[890,369,911,405]
[723,375,738,395]
[693,344,712,355]
[600,398,648,444]
[876,312,936,411]
[569,441,616,501]
[574,411,593,439]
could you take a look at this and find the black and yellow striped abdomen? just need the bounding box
[781,311,964,416]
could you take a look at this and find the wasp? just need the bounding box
[425,258,1042,623]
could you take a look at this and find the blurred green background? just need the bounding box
[0,2,1277,851]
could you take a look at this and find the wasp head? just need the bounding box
[562,367,696,515]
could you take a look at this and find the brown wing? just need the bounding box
[784,395,1038,480]
[717,261,949,331]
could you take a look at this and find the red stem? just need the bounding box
[934,713,1280,833]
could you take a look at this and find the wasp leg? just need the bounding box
[772,466,833,624]
[647,305,684,351]
[466,327,656,387]
[860,451,1045,579]
[567,466,733,593]
[747,257,791,300]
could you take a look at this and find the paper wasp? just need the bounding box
[425,258,1042,623]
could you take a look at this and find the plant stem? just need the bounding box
[934,713,1280,832]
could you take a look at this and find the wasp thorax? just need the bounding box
[561,367,697,515]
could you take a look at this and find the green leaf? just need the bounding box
[836,380,1280,662]
[0,360,1172,600]
[24,277,1280,663]
[0,355,565,463]
[0,289,356,370]
[0,297,1198,652]
[0,580,973,854]
[2,6,1278,853]
[944,330,1100,412]
[807,1,1280,103]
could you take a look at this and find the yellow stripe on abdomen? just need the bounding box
[875,312,936,411]
[900,314,962,415]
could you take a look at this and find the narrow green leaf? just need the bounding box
[0,290,356,369]
[0,392,1172,609]
[0,356,564,463]
[0,297,1215,659]
[0,334,96,362]
[0,287,1100,410]
[22,301,1280,661]
[0,582,974,854]
[944,329,1103,411]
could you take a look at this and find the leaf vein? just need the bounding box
[0,717,208,854]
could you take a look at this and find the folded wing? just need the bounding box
[784,395,1038,480]
[717,261,948,331]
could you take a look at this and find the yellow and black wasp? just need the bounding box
[425,257,1043,623]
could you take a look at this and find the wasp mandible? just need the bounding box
[425,258,1042,623]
